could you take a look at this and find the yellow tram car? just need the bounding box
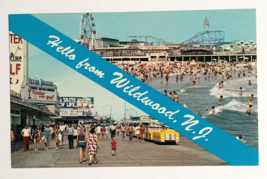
[124,121,180,145]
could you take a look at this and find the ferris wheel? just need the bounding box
[80,13,98,50]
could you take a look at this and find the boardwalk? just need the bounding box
[11,136,227,168]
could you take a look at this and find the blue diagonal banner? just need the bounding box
[9,14,258,165]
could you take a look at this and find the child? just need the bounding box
[111,138,117,156]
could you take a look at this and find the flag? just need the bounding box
[204,17,209,27]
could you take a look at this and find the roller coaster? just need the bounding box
[180,30,225,45]
[128,35,174,45]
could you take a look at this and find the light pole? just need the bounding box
[106,104,112,121]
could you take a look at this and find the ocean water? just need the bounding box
[146,68,258,150]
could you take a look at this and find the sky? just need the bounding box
[27,9,256,120]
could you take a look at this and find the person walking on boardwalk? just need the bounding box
[96,125,101,140]
[128,124,134,142]
[73,125,78,149]
[109,123,116,139]
[135,124,140,142]
[55,125,60,149]
[116,124,120,136]
[140,124,145,143]
[67,124,74,149]
[21,125,32,151]
[111,138,117,156]
[59,123,66,146]
[121,124,126,141]
[78,127,87,163]
[32,126,40,151]
[101,124,106,141]
[44,124,51,150]
[87,127,100,165]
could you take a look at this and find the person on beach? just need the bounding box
[218,95,223,105]
[249,94,254,104]
[164,90,167,96]
[212,106,215,114]
[128,124,134,142]
[246,105,252,116]
[111,138,117,156]
[221,81,224,88]
[173,91,178,102]
[239,87,243,96]
[32,126,40,151]
[21,125,32,151]
[78,127,87,163]
[121,124,126,141]
[44,124,51,150]
[87,127,100,165]
[168,92,173,99]
[237,135,247,144]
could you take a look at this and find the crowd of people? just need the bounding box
[116,60,256,116]
[16,122,147,165]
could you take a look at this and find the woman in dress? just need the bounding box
[87,127,100,165]
[32,126,40,151]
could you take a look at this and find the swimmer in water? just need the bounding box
[239,87,243,96]
[164,90,167,96]
[212,106,215,114]
[221,81,224,88]
[248,80,251,85]
[249,94,254,104]
[168,92,173,99]
[237,135,247,144]
[246,105,252,116]
[218,95,223,105]
[218,83,221,90]
[206,109,209,114]
[243,71,246,77]
[198,111,202,117]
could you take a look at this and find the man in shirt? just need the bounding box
[109,124,116,139]
[21,125,32,151]
[59,123,66,146]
